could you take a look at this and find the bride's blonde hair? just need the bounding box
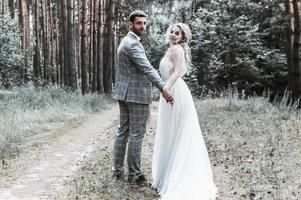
[165,23,192,67]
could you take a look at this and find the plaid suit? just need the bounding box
[113,32,165,178]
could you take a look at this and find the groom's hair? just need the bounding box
[129,10,147,22]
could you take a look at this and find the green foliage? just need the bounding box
[144,1,193,67]
[143,0,287,96]
[0,13,23,89]
[189,0,287,96]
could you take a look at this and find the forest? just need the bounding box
[1,0,300,99]
[1,1,301,199]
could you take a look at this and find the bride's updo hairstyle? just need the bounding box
[166,23,192,67]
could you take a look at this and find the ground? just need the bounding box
[0,105,119,199]
[0,100,300,200]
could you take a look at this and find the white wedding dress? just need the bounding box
[152,47,217,200]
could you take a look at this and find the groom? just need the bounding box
[113,10,173,184]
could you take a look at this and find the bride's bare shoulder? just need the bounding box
[168,44,183,51]
[167,45,184,56]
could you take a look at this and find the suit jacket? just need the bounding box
[114,32,165,104]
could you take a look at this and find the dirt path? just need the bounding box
[62,103,164,200]
[62,103,223,200]
[0,105,119,200]
[0,102,226,200]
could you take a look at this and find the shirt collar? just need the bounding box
[129,31,141,42]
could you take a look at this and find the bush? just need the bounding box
[0,12,23,88]
[189,0,287,96]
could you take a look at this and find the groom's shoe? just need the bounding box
[112,166,124,181]
[128,174,151,187]
[112,173,122,180]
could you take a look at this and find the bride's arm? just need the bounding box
[163,46,185,90]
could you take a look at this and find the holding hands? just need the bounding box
[162,86,174,104]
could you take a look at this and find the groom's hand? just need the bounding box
[162,87,174,104]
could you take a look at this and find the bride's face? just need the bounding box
[169,26,183,45]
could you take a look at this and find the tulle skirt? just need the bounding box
[152,78,217,200]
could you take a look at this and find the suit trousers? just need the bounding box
[113,101,150,177]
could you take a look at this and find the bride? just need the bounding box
[152,23,218,200]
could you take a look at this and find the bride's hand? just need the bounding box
[162,86,174,104]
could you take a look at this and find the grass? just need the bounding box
[196,89,301,199]
[0,85,113,161]
[60,116,159,200]
[64,89,301,200]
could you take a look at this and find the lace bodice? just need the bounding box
[159,46,188,81]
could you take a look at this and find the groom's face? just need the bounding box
[129,17,147,36]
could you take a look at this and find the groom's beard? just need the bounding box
[132,26,145,36]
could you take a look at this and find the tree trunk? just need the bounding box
[18,0,30,85]
[61,0,69,86]
[96,0,104,93]
[58,0,65,85]
[88,0,93,91]
[81,0,88,94]
[292,0,301,98]
[286,0,294,93]
[91,0,98,92]
[48,0,55,84]
[66,0,77,89]
[40,0,48,80]
[103,0,116,95]
[51,2,59,84]
[33,0,41,81]
[76,0,81,81]
[53,0,59,84]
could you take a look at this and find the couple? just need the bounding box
[113,10,217,200]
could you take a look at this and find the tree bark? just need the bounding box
[96,0,104,93]
[53,0,59,84]
[58,0,65,85]
[76,0,81,81]
[91,0,98,92]
[51,1,59,84]
[66,0,77,89]
[103,0,116,94]
[33,0,41,81]
[41,0,50,81]
[286,0,294,93]
[48,0,55,84]
[18,0,24,83]
[81,0,88,94]
[18,0,30,85]
[88,0,93,91]
[292,0,301,97]
[61,0,69,86]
